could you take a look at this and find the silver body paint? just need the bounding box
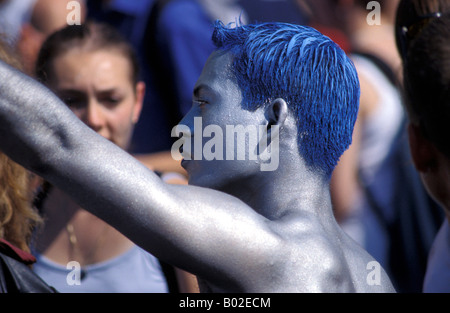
[0,53,395,292]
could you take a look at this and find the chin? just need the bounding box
[189,171,247,196]
[185,162,224,190]
[186,171,215,189]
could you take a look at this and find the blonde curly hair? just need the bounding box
[0,36,42,253]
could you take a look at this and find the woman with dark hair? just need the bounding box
[395,0,450,61]
[31,22,196,293]
[400,11,450,292]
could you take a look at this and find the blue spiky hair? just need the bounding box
[212,21,360,178]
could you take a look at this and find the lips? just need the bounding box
[179,143,193,162]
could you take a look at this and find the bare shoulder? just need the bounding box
[339,233,396,293]
[267,216,395,292]
[264,216,355,292]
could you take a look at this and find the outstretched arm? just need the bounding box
[0,61,281,290]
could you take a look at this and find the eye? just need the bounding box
[57,90,86,109]
[62,96,85,109]
[100,96,122,107]
[193,99,208,108]
[96,90,124,108]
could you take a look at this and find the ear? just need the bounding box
[132,81,145,124]
[266,98,288,129]
[264,98,289,145]
[340,0,355,6]
[408,123,438,173]
[17,23,44,74]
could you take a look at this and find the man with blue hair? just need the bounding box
[0,21,395,292]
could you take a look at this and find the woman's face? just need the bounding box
[48,49,144,150]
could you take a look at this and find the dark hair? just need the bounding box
[36,22,140,86]
[395,0,450,60]
[212,21,360,177]
[403,13,450,158]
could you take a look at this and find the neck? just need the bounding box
[219,157,333,222]
[34,187,133,266]
[345,8,401,75]
[345,6,395,33]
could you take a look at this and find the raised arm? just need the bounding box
[0,61,280,289]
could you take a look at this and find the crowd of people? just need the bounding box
[0,0,448,293]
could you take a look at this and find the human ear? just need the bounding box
[266,98,288,129]
[257,99,287,171]
[132,81,145,124]
[408,123,438,173]
[260,98,288,149]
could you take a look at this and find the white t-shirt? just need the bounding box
[351,54,404,184]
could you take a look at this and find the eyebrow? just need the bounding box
[55,88,85,96]
[96,88,122,96]
[56,88,121,95]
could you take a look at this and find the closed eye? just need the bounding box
[193,84,214,109]
[57,90,86,109]
[193,99,208,108]
[97,90,124,108]
[99,95,122,108]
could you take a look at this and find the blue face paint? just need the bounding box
[212,21,360,178]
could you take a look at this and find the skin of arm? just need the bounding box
[134,151,187,176]
[0,60,281,291]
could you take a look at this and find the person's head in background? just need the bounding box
[395,0,450,62]
[402,13,450,219]
[0,0,35,45]
[298,0,401,68]
[0,36,42,253]
[16,0,86,74]
[36,22,145,151]
[299,0,399,31]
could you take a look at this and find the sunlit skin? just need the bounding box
[47,49,144,151]
[32,49,198,292]
[34,50,144,266]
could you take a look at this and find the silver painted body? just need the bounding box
[0,53,395,292]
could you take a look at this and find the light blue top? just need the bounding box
[33,245,169,293]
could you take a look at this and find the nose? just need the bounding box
[178,106,199,135]
[176,107,199,159]
[85,100,105,132]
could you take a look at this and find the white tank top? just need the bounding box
[351,54,404,183]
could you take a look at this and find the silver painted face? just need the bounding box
[179,51,265,190]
